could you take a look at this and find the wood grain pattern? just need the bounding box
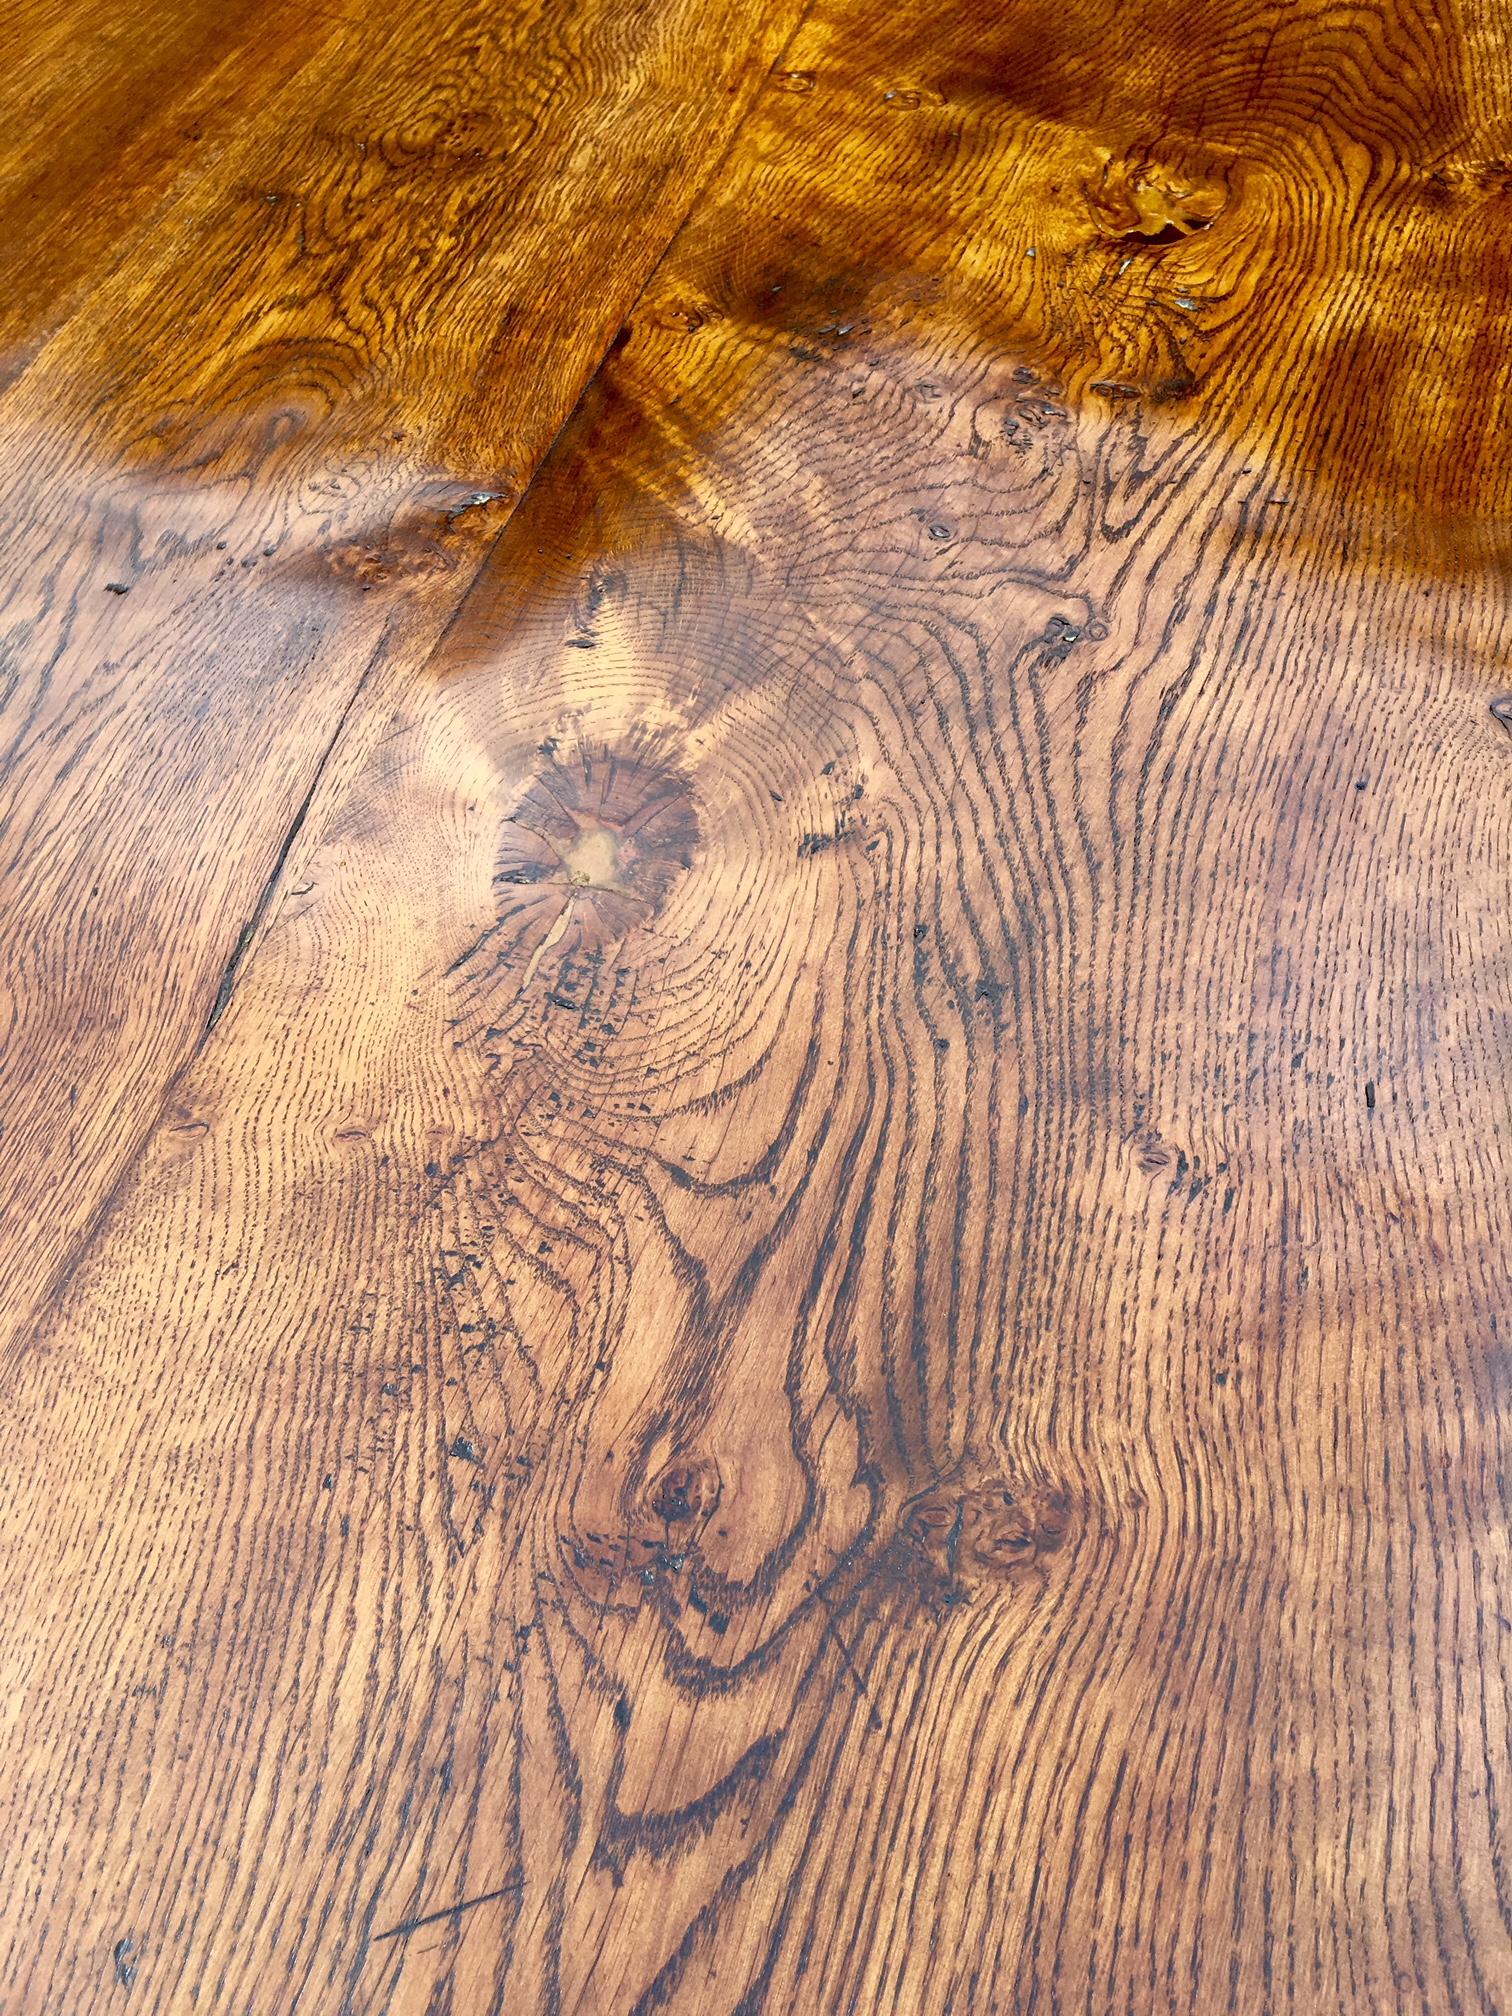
[0,0,804,1376]
[4,0,1511,2010]
[0,0,328,384]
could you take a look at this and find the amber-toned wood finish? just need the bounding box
[2,0,1510,2010]
[0,0,804,1377]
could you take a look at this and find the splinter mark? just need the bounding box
[809,1580,885,1733]
[372,1878,523,1943]
[518,898,576,993]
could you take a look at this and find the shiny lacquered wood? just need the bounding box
[0,0,804,1377]
[2,0,1509,2010]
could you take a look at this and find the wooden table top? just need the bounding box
[1,0,1508,2008]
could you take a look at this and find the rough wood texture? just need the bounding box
[0,0,804,1376]
[3,0,1511,2010]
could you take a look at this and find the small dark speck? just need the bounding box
[321,1473,335,1490]
[1354,777,1368,791]
[613,1694,632,1731]
[113,1937,137,1989]
[105,582,131,595]
[707,1611,730,1635]
[450,1436,482,1465]
[928,522,952,541]
[424,1160,442,1177]
[1365,1080,1377,1110]
[1214,1370,1229,1386]
[381,1381,398,1397]
[1490,694,1512,725]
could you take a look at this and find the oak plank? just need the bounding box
[0,0,806,1372]
[0,0,336,385]
[4,0,1512,2009]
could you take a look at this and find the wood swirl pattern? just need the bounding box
[2,0,1510,2010]
[0,0,805,1376]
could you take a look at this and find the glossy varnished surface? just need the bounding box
[0,0,803,1378]
[2,0,1510,2010]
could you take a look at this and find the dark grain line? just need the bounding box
[371,1877,523,1942]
